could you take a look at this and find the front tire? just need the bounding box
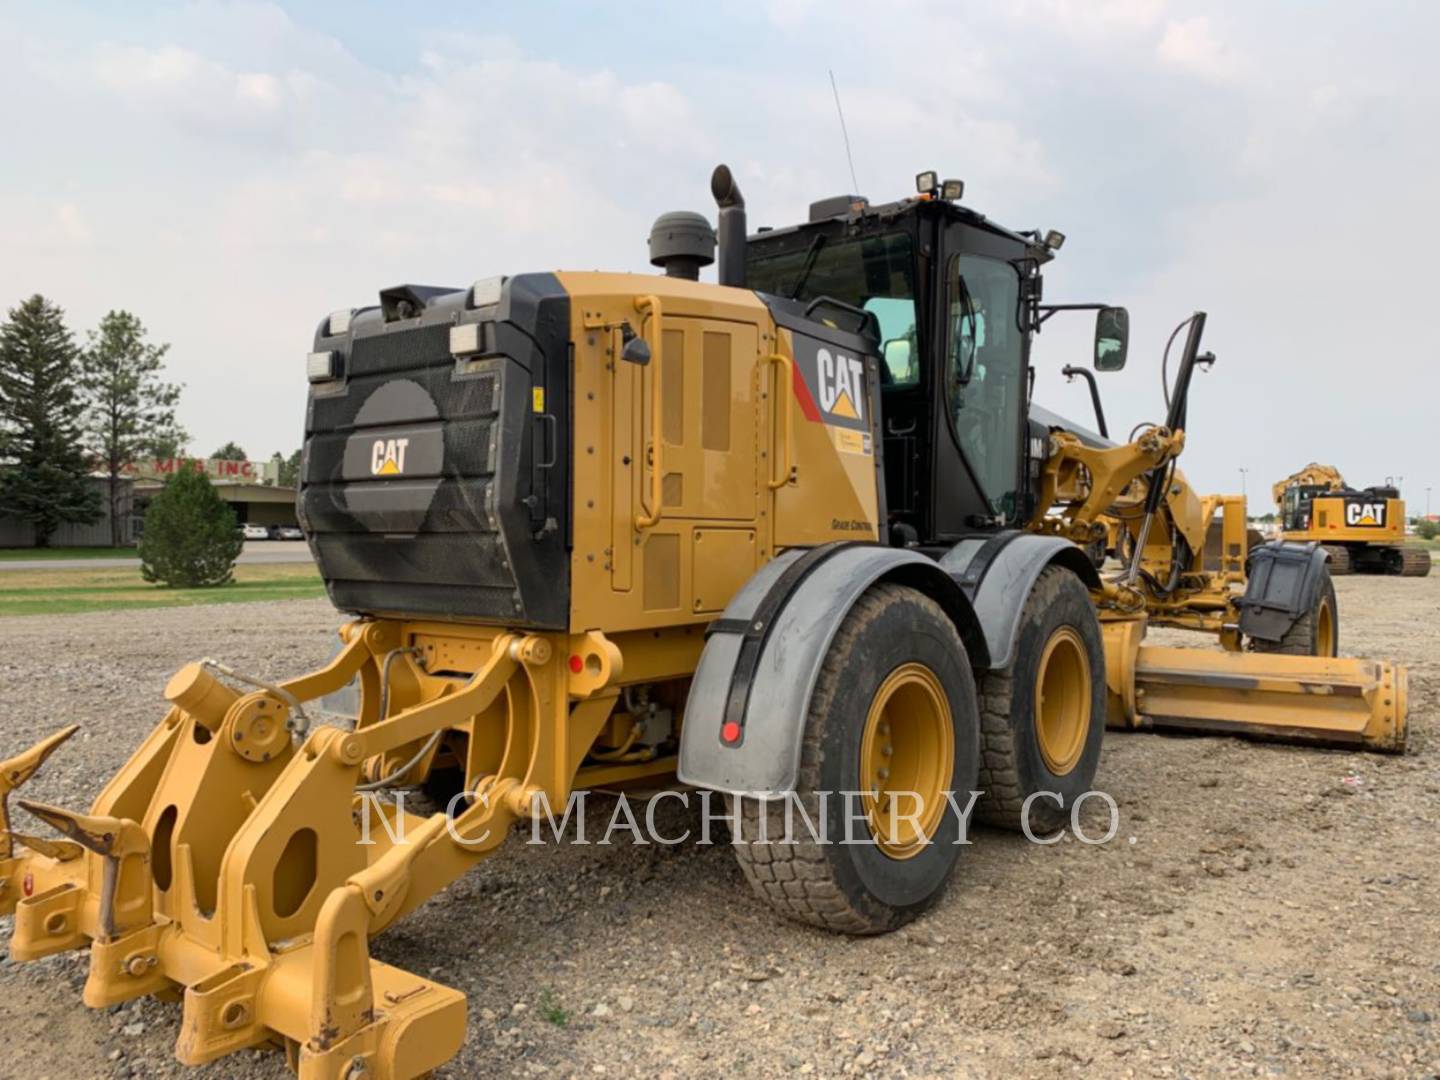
[974,566,1106,835]
[731,583,980,934]
[1249,571,1338,657]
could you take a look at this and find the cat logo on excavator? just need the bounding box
[1345,501,1385,527]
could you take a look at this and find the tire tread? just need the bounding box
[730,585,956,934]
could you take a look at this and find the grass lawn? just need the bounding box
[0,546,138,561]
[0,563,326,617]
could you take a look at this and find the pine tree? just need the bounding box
[138,467,244,587]
[211,441,248,461]
[82,310,187,547]
[0,295,101,546]
[272,448,302,487]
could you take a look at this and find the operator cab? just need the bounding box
[743,172,1056,544]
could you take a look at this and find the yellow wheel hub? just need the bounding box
[1316,595,1336,657]
[860,663,953,860]
[1034,626,1091,776]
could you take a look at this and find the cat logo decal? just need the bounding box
[370,437,410,476]
[1345,501,1386,527]
[816,347,865,422]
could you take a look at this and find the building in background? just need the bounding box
[128,457,300,536]
[0,455,300,548]
[0,475,125,547]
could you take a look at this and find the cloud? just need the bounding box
[1156,16,1242,81]
[1011,0,1166,37]
[87,41,316,147]
[54,204,92,245]
[1,1,1436,504]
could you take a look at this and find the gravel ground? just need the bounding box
[0,573,1436,1079]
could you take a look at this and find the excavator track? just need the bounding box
[1398,546,1432,577]
[1322,543,1353,575]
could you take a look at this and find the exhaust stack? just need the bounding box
[711,164,746,288]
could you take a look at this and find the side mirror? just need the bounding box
[1093,306,1129,371]
[883,338,912,382]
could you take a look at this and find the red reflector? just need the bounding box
[22,872,33,897]
[568,655,583,674]
[721,721,742,745]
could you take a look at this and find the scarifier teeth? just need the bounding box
[15,800,127,857]
[0,726,82,861]
[0,725,79,792]
[8,831,83,862]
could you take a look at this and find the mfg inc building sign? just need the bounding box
[125,457,281,486]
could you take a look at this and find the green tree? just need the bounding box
[138,467,243,587]
[211,441,248,461]
[147,432,187,459]
[1417,519,1439,541]
[0,295,101,546]
[82,311,187,547]
[271,448,302,487]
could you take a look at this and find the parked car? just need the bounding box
[273,525,304,541]
[241,523,270,540]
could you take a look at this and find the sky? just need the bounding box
[3,0,1437,514]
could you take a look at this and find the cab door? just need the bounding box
[929,224,1029,537]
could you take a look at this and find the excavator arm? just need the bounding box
[1272,462,1346,506]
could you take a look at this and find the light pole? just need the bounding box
[1238,467,1249,502]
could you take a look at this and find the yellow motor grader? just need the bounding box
[0,167,1409,1079]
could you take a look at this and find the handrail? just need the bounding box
[634,295,664,529]
[765,352,795,490]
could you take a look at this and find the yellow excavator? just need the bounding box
[1273,463,1429,576]
[0,166,1409,1079]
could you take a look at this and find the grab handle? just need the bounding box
[634,295,665,528]
[765,352,795,490]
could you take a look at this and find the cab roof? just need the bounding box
[752,193,1054,263]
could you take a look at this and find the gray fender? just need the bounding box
[1236,539,1328,642]
[939,533,1101,672]
[677,544,987,797]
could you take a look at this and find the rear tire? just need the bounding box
[731,584,980,934]
[974,566,1106,835]
[1249,571,1338,657]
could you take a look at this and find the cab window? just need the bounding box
[864,297,919,387]
[945,254,1024,518]
[746,230,917,386]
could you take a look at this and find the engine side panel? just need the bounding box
[559,272,883,635]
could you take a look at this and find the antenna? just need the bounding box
[828,69,861,195]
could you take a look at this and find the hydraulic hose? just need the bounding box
[357,647,435,792]
[200,658,311,735]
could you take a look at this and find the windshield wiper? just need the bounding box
[787,234,828,299]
